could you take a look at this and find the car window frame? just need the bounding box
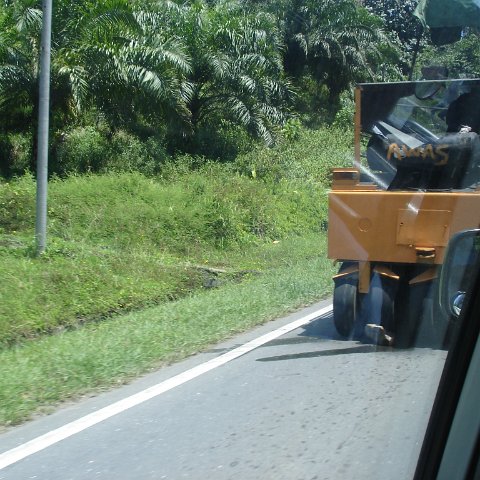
[414,248,480,479]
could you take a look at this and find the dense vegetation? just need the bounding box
[0,127,351,347]
[1,0,479,177]
[0,0,405,177]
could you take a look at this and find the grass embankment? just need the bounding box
[0,127,352,427]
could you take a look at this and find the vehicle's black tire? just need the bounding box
[395,282,426,348]
[333,277,358,338]
[366,275,395,333]
[379,284,395,335]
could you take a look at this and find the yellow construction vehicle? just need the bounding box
[328,78,480,346]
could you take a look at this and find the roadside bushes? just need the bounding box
[0,125,349,246]
[54,126,109,174]
[49,169,327,248]
[0,173,35,233]
[0,168,328,344]
[201,171,325,246]
[234,126,354,188]
[0,123,349,344]
[0,121,257,179]
[0,132,33,178]
[108,131,168,176]
[52,127,169,176]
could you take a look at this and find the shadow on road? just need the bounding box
[255,312,393,362]
[300,312,338,340]
[256,344,389,362]
[255,308,446,363]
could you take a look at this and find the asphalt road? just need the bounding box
[0,299,448,480]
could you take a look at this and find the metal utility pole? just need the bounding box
[35,0,53,255]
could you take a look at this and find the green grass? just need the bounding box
[235,126,354,186]
[0,125,349,427]
[0,171,328,345]
[0,234,334,427]
[0,156,334,346]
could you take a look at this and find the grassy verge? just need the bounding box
[0,166,334,345]
[0,126,351,427]
[0,234,334,428]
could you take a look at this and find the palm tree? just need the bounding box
[279,0,398,107]
[0,0,294,171]
[0,1,42,131]
[177,0,293,146]
[52,0,192,128]
[0,1,45,174]
[0,0,193,173]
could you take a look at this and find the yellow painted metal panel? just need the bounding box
[396,209,451,247]
[328,190,480,265]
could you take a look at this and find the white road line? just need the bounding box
[0,304,332,471]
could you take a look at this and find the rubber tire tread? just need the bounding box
[333,277,357,338]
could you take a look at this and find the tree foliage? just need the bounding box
[416,30,480,79]
[177,0,292,146]
[0,0,408,175]
[361,0,423,75]
[0,0,300,168]
[361,0,421,49]
[272,0,401,106]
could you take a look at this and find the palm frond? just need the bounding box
[58,65,89,112]
[228,97,251,125]
[15,7,42,34]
